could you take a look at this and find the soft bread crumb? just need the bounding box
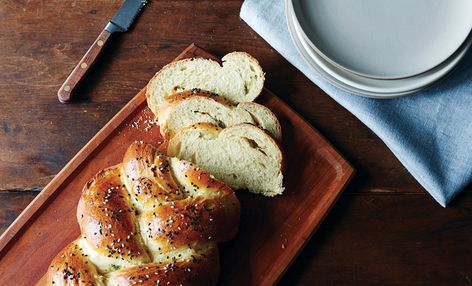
[168,123,284,196]
[146,52,265,112]
[157,90,281,141]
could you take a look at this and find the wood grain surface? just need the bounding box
[0,1,471,285]
[0,44,354,286]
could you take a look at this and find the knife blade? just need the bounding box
[107,0,147,33]
[58,0,148,103]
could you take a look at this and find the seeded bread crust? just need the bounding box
[47,142,240,286]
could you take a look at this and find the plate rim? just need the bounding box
[286,0,472,98]
[291,0,472,80]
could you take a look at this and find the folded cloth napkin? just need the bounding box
[241,0,472,206]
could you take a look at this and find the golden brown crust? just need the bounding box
[141,195,239,251]
[77,166,150,264]
[122,143,185,209]
[48,142,240,285]
[174,158,234,196]
[47,240,102,286]
[108,246,219,286]
[125,143,240,251]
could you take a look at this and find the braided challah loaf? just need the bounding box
[47,142,240,285]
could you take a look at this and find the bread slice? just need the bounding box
[167,123,284,196]
[156,89,282,140]
[146,52,265,112]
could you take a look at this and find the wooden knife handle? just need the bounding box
[57,28,112,103]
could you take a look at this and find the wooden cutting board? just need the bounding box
[0,44,354,286]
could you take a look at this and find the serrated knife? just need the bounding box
[57,0,148,103]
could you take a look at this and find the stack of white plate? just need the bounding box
[285,0,472,98]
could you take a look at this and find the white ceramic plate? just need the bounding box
[285,0,472,98]
[291,0,472,79]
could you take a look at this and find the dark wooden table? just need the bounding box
[1,1,471,285]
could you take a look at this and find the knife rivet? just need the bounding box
[80,63,88,69]
[97,40,104,47]
[63,85,70,92]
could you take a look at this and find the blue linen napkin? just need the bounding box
[241,0,472,206]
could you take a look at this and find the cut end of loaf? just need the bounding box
[168,123,284,197]
[157,89,282,141]
[146,51,265,115]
